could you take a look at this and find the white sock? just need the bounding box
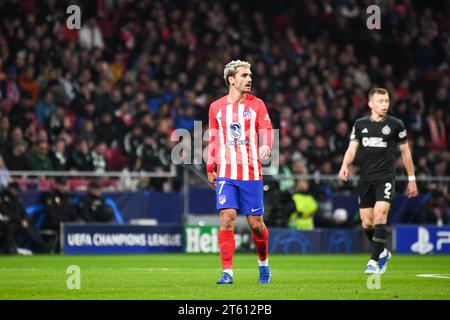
[368,259,377,267]
[223,269,233,277]
[258,259,269,267]
[379,248,387,258]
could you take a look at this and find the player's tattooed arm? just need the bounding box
[339,141,359,182]
[398,142,418,198]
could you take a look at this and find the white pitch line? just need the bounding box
[416,274,450,279]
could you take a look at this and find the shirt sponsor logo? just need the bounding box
[362,137,387,148]
[226,140,249,146]
[230,122,242,139]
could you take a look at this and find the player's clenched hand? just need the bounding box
[207,171,217,189]
[407,181,418,198]
[339,166,349,182]
[259,145,271,161]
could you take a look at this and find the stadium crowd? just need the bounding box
[0,0,448,219]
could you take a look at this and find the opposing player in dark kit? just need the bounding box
[339,88,418,274]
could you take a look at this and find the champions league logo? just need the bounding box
[230,122,242,139]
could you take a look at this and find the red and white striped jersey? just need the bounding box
[206,94,273,181]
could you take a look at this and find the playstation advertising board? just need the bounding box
[395,225,450,254]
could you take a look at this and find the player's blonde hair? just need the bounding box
[223,60,251,87]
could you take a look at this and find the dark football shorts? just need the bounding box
[358,179,395,208]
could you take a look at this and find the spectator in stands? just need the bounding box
[0,0,447,201]
[329,121,350,170]
[50,139,68,171]
[78,181,114,222]
[313,187,336,228]
[134,130,171,191]
[0,117,10,155]
[0,155,11,189]
[35,91,55,127]
[96,112,122,149]
[4,140,28,171]
[311,135,331,171]
[287,161,319,230]
[424,108,447,152]
[23,122,38,147]
[45,105,66,143]
[0,213,11,253]
[78,102,97,124]
[175,105,196,131]
[79,119,96,149]
[18,66,39,105]
[134,133,160,172]
[26,140,53,171]
[42,177,78,231]
[123,125,143,160]
[289,179,319,231]
[414,190,449,225]
[276,152,296,193]
[69,139,93,171]
[0,182,47,253]
[9,91,35,130]
[7,127,24,151]
[139,112,156,136]
[153,118,173,170]
[79,18,105,51]
[91,141,108,173]
[1,66,20,106]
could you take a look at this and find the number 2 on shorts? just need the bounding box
[384,182,392,199]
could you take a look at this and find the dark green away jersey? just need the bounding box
[350,115,408,181]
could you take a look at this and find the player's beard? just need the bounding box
[241,83,252,93]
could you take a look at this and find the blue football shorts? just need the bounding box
[215,177,264,215]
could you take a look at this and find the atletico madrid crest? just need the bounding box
[243,110,251,121]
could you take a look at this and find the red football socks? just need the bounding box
[218,230,235,270]
[252,226,269,262]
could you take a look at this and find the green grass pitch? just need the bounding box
[0,254,449,300]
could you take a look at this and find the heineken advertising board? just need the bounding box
[184,225,253,253]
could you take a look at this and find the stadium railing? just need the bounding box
[5,166,177,192]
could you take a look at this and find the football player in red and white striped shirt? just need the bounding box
[206,60,273,284]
